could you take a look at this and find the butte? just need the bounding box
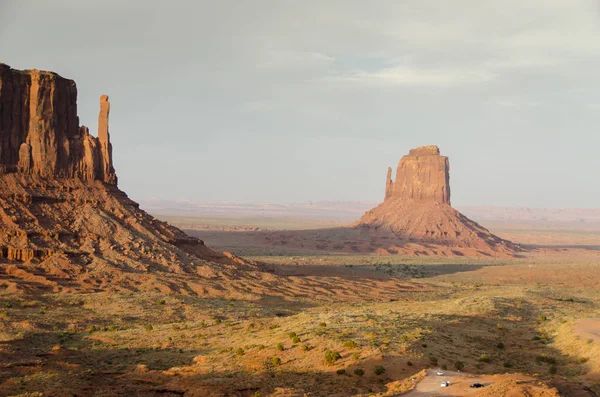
[0,63,259,295]
[354,145,518,256]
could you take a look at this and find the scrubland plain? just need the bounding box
[2,213,599,396]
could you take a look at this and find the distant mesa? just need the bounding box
[355,145,518,255]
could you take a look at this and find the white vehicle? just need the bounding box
[441,381,450,387]
[436,371,444,376]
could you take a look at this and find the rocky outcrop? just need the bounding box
[356,145,518,256]
[386,145,450,204]
[0,63,265,296]
[0,63,116,184]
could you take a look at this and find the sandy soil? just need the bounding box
[574,319,600,345]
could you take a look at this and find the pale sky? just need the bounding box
[1,1,599,207]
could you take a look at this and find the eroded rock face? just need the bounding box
[0,63,116,184]
[387,145,450,204]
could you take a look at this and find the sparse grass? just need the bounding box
[343,340,357,349]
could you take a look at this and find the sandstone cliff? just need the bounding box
[0,63,116,184]
[356,145,517,255]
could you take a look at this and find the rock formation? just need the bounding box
[0,63,260,295]
[385,145,450,204]
[0,63,116,184]
[356,145,517,255]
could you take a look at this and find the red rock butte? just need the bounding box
[0,63,259,294]
[356,145,518,255]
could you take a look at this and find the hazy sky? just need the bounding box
[1,1,599,207]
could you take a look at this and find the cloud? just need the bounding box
[320,66,496,87]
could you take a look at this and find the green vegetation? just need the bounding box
[324,350,341,366]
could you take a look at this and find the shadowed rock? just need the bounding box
[0,63,116,184]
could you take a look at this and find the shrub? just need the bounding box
[532,335,541,341]
[324,350,341,366]
[213,318,222,325]
[272,357,281,366]
[88,325,97,333]
[236,348,245,356]
[354,368,365,376]
[504,361,513,368]
[421,342,428,348]
[336,369,346,375]
[429,355,438,365]
[319,322,327,328]
[407,361,413,366]
[157,299,166,305]
[579,357,589,363]
[301,344,309,352]
[144,324,153,332]
[497,323,503,330]
[288,332,297,338]
[535,354,556,365]
[454,361,465,371]
[549,364,557,374]
[352,352,360,360]
[292,336,301,343]
[441,364,447,370]
[276,343,284,351]
[496,342,505,349]
[479,354,490,363]
[538,315,547,322]
[374,365,385,375]
[344,340,357,349]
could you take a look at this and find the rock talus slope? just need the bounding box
[356,145,517,256]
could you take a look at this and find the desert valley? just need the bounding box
[0,61,599,397]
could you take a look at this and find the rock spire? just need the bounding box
[0,63,116,184]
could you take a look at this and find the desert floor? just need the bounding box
[1,215,599,396]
